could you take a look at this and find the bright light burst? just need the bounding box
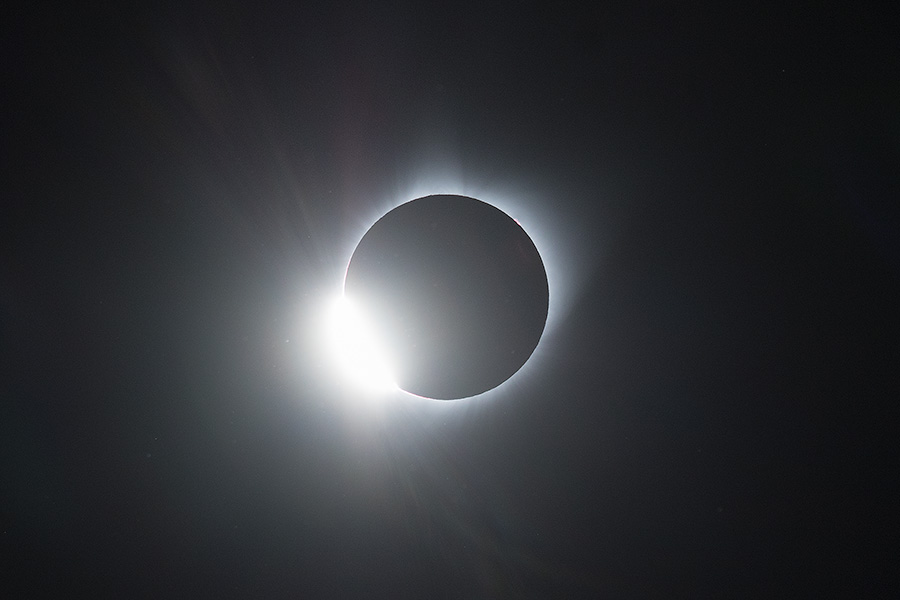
[322,294,399,396]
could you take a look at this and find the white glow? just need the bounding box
[340,186,579,402]
[312,163,598,405]
[322,295,399,396]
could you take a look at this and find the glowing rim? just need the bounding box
[329,176,579,403]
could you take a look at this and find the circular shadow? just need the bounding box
[344,194,549,400]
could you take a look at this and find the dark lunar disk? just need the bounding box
[344,194,549,400]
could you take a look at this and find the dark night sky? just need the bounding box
[3,2,898,597]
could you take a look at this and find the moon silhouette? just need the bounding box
[343,194,549,400]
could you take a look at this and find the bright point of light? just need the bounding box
[322,294,399,396]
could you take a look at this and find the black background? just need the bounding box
[3,2,898,597]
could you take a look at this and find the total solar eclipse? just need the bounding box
[343,194,549,400]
